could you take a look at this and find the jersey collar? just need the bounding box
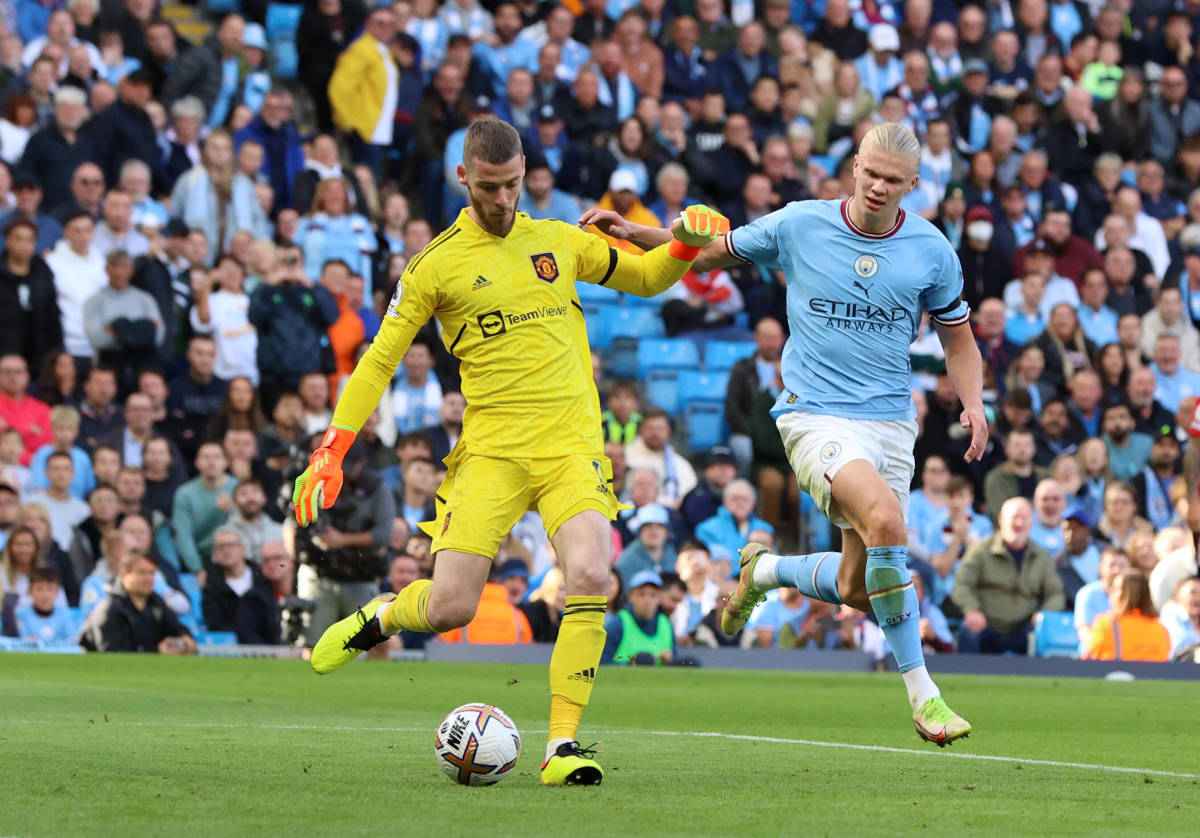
[840,199,905,240]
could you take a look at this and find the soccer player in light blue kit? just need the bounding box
[580,122,987,745]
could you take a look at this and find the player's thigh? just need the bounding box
[533,453,623,545]
[829,419,916,546]
[550,509,614,597]
[429,453,533,560]
[776,411,879,529]
[426,549,493,629]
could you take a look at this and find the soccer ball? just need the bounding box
[434,703,522,786]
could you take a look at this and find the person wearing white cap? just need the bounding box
[854,23,905,101]
[586,168,662,255]
[615,503,678,587]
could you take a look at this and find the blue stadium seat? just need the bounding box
[636,337,700,377]
[265,3,303,39]
[622,291,662,308]
[196,631,239,646]
[206,0,241,14]
[1030,611,1079,658]
[273,41,299,80]
[644,370,681,415]
[585,303,618,349]
[608,306,664,341]
[576,281,621,305]
[178,573,206,632]
[606,337,640,379]
[677,370,730,412]
[685,402,726,450]
[704,340,756,372]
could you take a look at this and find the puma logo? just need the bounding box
[853,280,872,297]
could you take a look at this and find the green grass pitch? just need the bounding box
[2,654,1197,837]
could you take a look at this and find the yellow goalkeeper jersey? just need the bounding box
[333,208,691,458]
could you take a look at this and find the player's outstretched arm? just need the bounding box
[577,207,738,273]
[935,321,988,463]
[294,279,431,526]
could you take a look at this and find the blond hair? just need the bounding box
[860,122,921,164]
[49,405,80,429]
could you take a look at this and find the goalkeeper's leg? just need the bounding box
[310,552,488,675]
[540,510,611,786]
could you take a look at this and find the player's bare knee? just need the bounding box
[863,507,907,547]
[426,598,477,632]
[563,559,609,598]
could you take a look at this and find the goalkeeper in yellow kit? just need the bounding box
[292,117,728,786]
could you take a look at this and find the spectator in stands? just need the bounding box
[694,478,773,556]
[27,452,89,551]
[225,478,280,564]
[1029,478,1067,557]
[172,441,236,574]
[166,334,227,464]
[203,527,281,645]
[1082,569,1171,661]
[297,0,368,133]
[169,130,270,263]
[420,391,463,465]
[926,476,992,607]
[248,241,339,406]
[13,566,76,643]
[189,257,257,385]
[615,503,677,586]
[680,446,737,534]
[1100,402,1152,483]
[1073,541,1127,640]
[28,405,93,500]
[397,456,436,532]
[391,338,442,435]
[92,189,148,257]
[1,175,62,254]
[162,12,243,126]
[668,540,718,639]
[0,483,19,546]
[1097,481,1153,551]
[296,184,376,287]
[983,428,1048,521]
[601,568,673,664]
[329,5,399,173]
[83,249,163,386]
[47,210,106,365]
[1161,575,1200,658]
[1148,65,1200,166]
[0,354,52,467]
[0,217,61,372]
[1150,333,1200,414]
[18,86,93,203]
[521,155,579,223]
[1142,287,1200,372]
[80,550,196,653]
[723,316,783,474]
[624,407,696,509]
[953,496,1065,654]
[85,68,162,193]
[601,380,641,446]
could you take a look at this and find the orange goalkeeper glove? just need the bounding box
[292,425,356,526]
[668,204,730,260]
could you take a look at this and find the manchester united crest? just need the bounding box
[530,252,559,283]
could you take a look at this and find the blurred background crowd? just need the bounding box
[1,0,1199,664]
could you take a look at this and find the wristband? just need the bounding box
[668,240,703,261]
[319,424,358,456]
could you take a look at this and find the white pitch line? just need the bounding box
[9,719,1196,780]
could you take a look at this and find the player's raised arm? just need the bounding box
[574,206,733,296]
[293,262,436,526]
[577,206,739,274]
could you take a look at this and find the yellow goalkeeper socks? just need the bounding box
[379,579,434,635]
[547,596,607,752]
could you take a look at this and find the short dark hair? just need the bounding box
[119,550,155,574]
[1102,401,1132,422]
[234,477,264,494]
[30,566,60,587]
[46,450,73,467]
[677,538,709,556]
[946,475,973,496]
[63,208,94,227]
[4,217,37,238]
[463,117,523,167]
[405,456,436,470]
[641,407,671,426]
[608,380,640,400]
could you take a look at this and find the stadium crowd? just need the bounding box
[1,0,1200,664]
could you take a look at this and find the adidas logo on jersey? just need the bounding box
[472,275,492,290]
[568,668,595,683]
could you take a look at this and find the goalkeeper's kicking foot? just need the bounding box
[540,741,604,786]
[310,593,396,675]
[720,542,771,635]
[913,696,972,747]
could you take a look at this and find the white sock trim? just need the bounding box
[546,737,572,762]
[376,600,396,636]
[752,553,781,590]
[902,665,940,712]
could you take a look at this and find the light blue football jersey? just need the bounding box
[727,199,969,421]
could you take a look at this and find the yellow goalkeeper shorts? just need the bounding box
[419,449,626,559]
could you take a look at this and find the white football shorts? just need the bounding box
[776,410,918,529]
